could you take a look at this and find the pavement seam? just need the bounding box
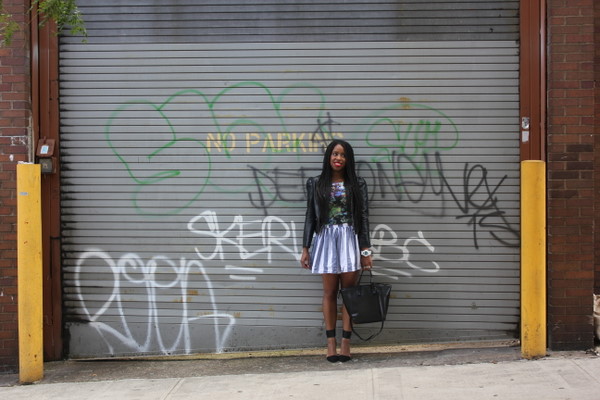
[160,378,184,400]
[571,358,600,385]
[370,368,376,400]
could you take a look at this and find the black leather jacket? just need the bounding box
[302,175,371,249]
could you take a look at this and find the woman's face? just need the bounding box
[329,144,346,174]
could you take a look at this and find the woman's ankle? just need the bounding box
[326,329,337,355]
[340,330,351,355]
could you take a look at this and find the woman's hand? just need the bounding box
[300,247,311,269]
[361,255,373,270]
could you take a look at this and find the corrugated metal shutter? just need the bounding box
[60,1,520,357]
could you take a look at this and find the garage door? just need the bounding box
[60,0,520,357]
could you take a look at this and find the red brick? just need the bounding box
[547,0,597,351]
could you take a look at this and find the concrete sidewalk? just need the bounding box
[1,345,599,399]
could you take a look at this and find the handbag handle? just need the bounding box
[356,268,374,285]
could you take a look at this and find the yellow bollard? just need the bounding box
[17,163,44,383]
[520,160,547,359]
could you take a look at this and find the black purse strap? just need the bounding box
[357,268,373,284]
[351,301,385,341]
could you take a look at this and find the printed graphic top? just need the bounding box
[327,181,351,225]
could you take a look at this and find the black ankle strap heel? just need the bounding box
[325,329,339,363]
[339,330,352,362]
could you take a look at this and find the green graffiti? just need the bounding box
[364,103,459,162]
[362,102,460,193]
[105,81,327,215]
[105,82,461,216]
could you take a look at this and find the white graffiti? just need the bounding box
[188,210,299,265]
[225,265,264,281]
[371,225,441,279]
[72,214,441,356]
[74,249,235,355]
[188,211,440,279]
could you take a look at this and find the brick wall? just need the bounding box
[594,0,600,295]
[547,0,596,350]
[0,0,30,373]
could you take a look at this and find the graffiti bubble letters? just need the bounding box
[188,211,299,264]
[73,249,235,355]
[364,102,460,162]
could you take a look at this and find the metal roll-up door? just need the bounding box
[60,1,520,357]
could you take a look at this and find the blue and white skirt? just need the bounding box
[310,224,361,274]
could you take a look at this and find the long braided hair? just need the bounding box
[315,139,364,235]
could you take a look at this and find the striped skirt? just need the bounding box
[310,224,361,274]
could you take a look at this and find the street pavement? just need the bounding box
[1,342,599,399]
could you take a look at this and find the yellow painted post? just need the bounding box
[17,163,44,383]
[520,160,546,359]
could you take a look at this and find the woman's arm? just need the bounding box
[357,177,371,249]
[302,177,317,247]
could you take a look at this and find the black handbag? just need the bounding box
[340,269,392,341]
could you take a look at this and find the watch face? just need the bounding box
[361,250,371,257]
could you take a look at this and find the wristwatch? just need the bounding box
[360,249,372,257]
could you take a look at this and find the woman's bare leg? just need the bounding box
[339,270,360,359]
[322,274,340,358]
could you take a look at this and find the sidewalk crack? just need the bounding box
[572,359,600,385]
[161,378,184,400]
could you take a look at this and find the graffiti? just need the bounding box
[187,211,439,278]
[188,210,300,264]
[101,81,516,249]
[105,81,328,153]
[225,265,264,281]
[247,150,518,249]
[103,82,338,216]
[310,112,343,152]
[371,227,440,279]
[71,214,441,353]
[363,102,460,162]
[73,249,235,355]
[77,78,520,356]
[247,166,317,215]
[358,151,519,249]
[104,81,465,216]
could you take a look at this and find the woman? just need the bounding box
[301,139,372,363]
